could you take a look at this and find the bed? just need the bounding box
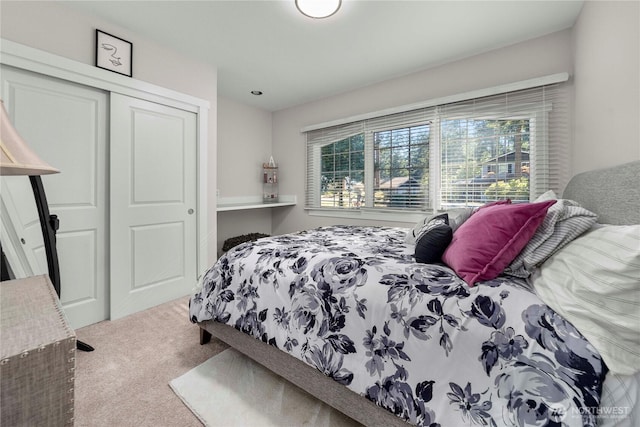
[190,161,639,427]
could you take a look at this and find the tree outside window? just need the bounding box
[373,124,429,208]
[441,119,531,207]
[318,119,530,210]
[320,134,364,208]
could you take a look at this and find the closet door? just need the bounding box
[0,66,109,329]
[109,93,198,320]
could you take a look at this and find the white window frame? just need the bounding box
[304,74,568,222]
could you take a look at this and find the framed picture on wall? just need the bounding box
[95,30,132,77]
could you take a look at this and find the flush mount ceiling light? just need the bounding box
[296,0,342,19]
[251,90,263,96]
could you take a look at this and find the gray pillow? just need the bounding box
[447,208,474,233]
[504,198,597,278]
[405,208,473,244]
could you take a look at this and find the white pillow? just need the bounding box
[534,189,558,202]
[598,371,640,427]
[530,224,640,375]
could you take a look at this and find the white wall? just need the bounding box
[271,29,574,235]
[572,1,640,175]
[0,1,219,265]
[217,96,273,255]
[217,96,273,198]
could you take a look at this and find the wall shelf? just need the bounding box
[217,195,296,212]
[262,164,279,203]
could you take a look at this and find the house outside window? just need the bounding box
[305,81,569,220]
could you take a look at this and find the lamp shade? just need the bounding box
[0,100,59,176]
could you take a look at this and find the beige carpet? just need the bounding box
[169,348,361,427]
[74,297,228,427]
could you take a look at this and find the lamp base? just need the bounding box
[77,340,95,352]
[29,176,95,353]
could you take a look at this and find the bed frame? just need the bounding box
[199,160,640,426]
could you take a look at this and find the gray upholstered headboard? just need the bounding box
[562,160,640,225]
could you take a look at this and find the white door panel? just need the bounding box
[0,175,45,275]
[0,66,108,328]
[110,93,197,320]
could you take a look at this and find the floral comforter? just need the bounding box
[189,226,606,427]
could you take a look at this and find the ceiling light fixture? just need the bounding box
[295,0,342,19]
[251,90,263,96]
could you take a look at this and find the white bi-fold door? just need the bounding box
[1,67,199,327]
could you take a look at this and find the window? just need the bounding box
[373,125,429,209]
[305,79,569,218]
[440,118,532,207]
[320,134,364,208]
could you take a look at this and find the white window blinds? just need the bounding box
[437,83,569,209]
[304,79,570,213]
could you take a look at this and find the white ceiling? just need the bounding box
[64,0,584,112]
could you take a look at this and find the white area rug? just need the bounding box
[169,349,361,426]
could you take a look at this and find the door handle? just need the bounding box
[188,209,194,215]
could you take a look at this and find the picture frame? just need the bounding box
[95,29,132,77]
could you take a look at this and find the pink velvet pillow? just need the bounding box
[442,200,556,286]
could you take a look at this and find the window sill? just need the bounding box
[305,207,428,224]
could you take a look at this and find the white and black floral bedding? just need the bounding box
[189,225,606,427]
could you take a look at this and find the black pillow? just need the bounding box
[415,214,453,264]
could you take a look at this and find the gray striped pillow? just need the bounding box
[504,198,597,277]
[530,224,640,375]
